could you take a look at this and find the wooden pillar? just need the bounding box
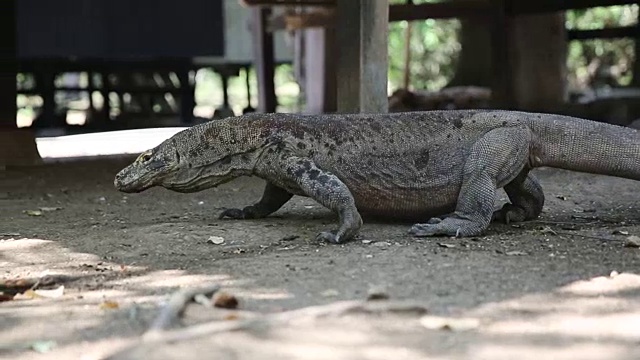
[0,0,41,166]
[490,0,515,109]
[304,27,337,113]
[178,65,195,124]
[0,0,17,129]
[335,0,389,114]
[632,1,640,87]
[251,7,277,113]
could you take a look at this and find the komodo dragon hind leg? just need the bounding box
[219,182,293,219]
[410,126,533,237]
[493,172,544,224]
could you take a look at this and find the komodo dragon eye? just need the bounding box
[136,152,152,163]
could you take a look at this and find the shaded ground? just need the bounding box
[1,156,640,359]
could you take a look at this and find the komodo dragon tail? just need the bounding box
[528,113,640,181]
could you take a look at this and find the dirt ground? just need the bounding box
[1,155,640,360]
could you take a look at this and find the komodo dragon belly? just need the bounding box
[318,149,467,221]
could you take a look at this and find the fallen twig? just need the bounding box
[553,231,618,242]
[106,294,429,359]
[144,284,220,339]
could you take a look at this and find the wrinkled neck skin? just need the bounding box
[158,118,274,193]
[161,150,260,193]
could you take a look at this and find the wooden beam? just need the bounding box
[240,0,334,6]
[251,7,277,113]
[510,0,639,15]
[0,0,17,128]
[567,25,639,40]
[390,1,490,22]
[268,10,334,32]
[335,0,389,113]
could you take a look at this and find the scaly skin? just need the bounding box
[114,110,640,243]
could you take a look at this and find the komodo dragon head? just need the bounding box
[114,117,266,194]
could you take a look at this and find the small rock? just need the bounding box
[373,241,391,247]
[213,292,239,309]
[207,236,225,245]
[367,287,389,301]
[610,270,620,278]
[624,236,640,248]
[556,195,568,200]
[361,239,373,244]
[23,210,43,216]
[505,251,527,256]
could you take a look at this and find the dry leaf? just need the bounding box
[100,300,120,309]
[13,289,40,300]
[224,313,240,321]
[213,292,239,309]
[30,340,57,353]
[34,285,64,298]
[437,243,456,249]
[38,207,62,212]
[23,210,43,216]
[505,251,527,256]
[320,289,339,297]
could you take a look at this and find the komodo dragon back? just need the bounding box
[114,110,640,243]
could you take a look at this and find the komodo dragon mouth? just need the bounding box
[114,150,166,193]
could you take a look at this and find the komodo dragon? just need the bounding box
[114,110,640,244]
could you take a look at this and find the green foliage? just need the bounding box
[388,19,460,91]
[565,6,637,89]
[387,0,461,91]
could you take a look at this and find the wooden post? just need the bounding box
[632,1,640,87]
[303,26,337,113]
[251,7,277,113]
[0,0,17,129]
[335,0,389,113]
[0,0,41,166]
[490,0,515,109]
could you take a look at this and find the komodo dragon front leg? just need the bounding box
[410,126,536,237]
[219,182,293,219]
[224,155,363,244]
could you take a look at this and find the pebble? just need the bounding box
[624,236,640,248]
[208,236,225,245]
[373,241,391,247]
[366,286,389,301]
